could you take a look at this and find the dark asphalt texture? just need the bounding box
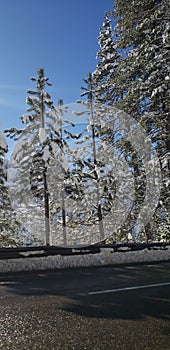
[0,261,170,350]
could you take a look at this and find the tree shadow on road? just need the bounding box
[64,287,170,323]
[0,263,169,323]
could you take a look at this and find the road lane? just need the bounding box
[0,262,170,350]
[0,261,169,297]
[88,282,170,295]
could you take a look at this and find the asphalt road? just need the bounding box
[0,261,170,350]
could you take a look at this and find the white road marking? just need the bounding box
[0,282,20,285]
[88,282,170,295]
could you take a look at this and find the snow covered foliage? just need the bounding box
[93,12,121,105]
[2,0,169,246]
[47,99,78,246]
[0,133,8,152]
[5,69,63,246]
[0,133,21,247]
[83,0,169,241]
[71,74,137,244]
[110,0,170,239]
[5,72,84,247]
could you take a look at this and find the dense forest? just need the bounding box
[0,0,169,246]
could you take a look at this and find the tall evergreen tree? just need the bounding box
[73,73,120,243]
[112,0,170,238]
[93,11,121,105]
[5,68,61,245]
[81,73,105,240]
[48,99,78,245]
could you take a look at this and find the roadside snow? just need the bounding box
[0,247,169,273]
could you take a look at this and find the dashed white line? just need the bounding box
[88,282,170,295]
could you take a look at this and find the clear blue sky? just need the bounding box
[0,0,114,138]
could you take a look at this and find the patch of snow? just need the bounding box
[39,128,46,144]
[0,247,169,273]
[60,154,69,172]
[0,133,8,151]
[42,146,51,163]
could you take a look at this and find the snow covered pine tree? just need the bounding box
[5,68,62,245]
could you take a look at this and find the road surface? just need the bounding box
[0,261,170,350]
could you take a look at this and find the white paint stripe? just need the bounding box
[88,282,170,295]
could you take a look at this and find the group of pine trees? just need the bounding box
[0,0,169,246]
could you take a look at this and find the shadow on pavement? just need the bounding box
[0,262,170,322]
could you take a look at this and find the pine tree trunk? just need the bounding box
[58,99,67,245]
[41,83,51,245]
[62,187,67,245]
[43,170,51,246]
[98,202,105,241]
[89,75,105,241]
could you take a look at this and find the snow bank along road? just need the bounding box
[0,245,169,272]
[0,262,169,350]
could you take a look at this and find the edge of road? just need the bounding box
[0,246,169,273]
